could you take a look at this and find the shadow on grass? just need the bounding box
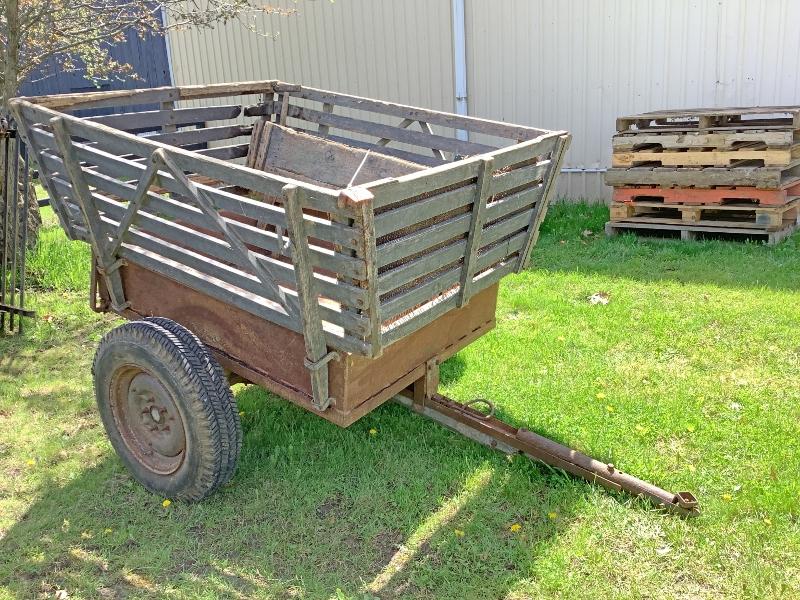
[0,391,593,599]
[533,201,800,292]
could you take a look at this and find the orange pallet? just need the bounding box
[612,182,800,207]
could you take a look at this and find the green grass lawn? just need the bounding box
[1,203,799,599]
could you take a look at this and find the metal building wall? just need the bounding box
[167,0,800,201]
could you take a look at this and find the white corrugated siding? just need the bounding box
[167,0,800,201]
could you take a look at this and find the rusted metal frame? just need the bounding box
[417,121,447,161]
[157,150,296,315]
[515,134,571,272]
[377,118,413,146]
[339,187,382,358]
[396,388,699,516]
[458,157,494,307]
[283,184,338,410]
[50,116,130,311]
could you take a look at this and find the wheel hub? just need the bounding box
[111,367,187,475]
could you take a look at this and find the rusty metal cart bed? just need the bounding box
[10,81,698,514]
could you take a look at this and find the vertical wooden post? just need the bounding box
[516,134,570,272]
[50,117,129,310]
[339,186,381,357]
[458,157,494,307]
[318,102,334,137]
[284,184,336,410]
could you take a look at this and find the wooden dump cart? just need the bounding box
[11,81,697,514]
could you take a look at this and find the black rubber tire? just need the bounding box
[143,316,242,488]
[92,320,241,501]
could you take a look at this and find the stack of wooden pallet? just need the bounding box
[604,106,800,244]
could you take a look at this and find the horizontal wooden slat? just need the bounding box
[272,84,549,141]
[378,238,466,293]
[485,133,563,171]
[290,126,443,167]
[247,101,498,156]
[87,189,368,310]
[195,143,250,160]
[12,81,287,111]
[380,259,515,346]
[88,105,243,131]
[374,184,475,238]
[367,157,484,208]
[145,124,253,148]
[484,185,543,222]
[29,128,360,251]
[98,214,369,335]
[16,103,349,218]
[378,212,472,268]
[490,161,550,196]
[40,153,367,280]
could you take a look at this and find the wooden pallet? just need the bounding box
[604,163,800,190]
[612,143,800,168]
[612,129,798,152]
[612,183,800,207]
[616,106,800,133]
[609,198,800,232]
[605,220,799,245]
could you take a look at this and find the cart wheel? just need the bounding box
[92,320,242,501]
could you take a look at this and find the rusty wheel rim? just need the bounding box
[110,366,186,475]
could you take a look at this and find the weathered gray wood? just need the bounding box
[490,161,549,196]
[9,102,76,239]
[377,118,413,146]
[246,101,498,156]
[367,157,483,208]
[272,84,549,141]
[378,238,467,294]
[248,121,423,189]
[374,184,475,238]
[484,184,543,222]
[283,185,337,410]
[612,130,795,151]
[485,133,562,171]
[458,157,493,307]
[481,206,537,247]
[603,164,800,190]
[30,129,361,251]
[516,135,570,272]
[378,212,472,268]
[147,124,253,148]
[159,150,297,316]
[195,143,250,160]
[290,126,442,167]
[46,109,349,218]
[317,102,334,137]
[116,241,368,355]
[339,188,382,356]
[418,121,447,161]
[81,184,368,309]
[51,117,129,311]
[88,105,243,131]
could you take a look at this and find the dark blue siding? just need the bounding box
[20,26,171,115]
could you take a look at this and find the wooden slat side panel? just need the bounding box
[87,105,243,131]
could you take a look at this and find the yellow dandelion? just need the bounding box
[687,464,697,473]
[763,518,772,526]
[635,424,649,434]
[605,405,614,413]
[509,523,522,533]
[238,411,245,417]
[547,512,558,520]
[81,531,93,539]
[369,428,378,436]
[103,528,113,534]
[722,493,732,502]
[26,459,36,467]
[454,529,465,537]
[686,423,696,433]
[162,499,172,508]
[596,392,606,400]
[557,336,566,342]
